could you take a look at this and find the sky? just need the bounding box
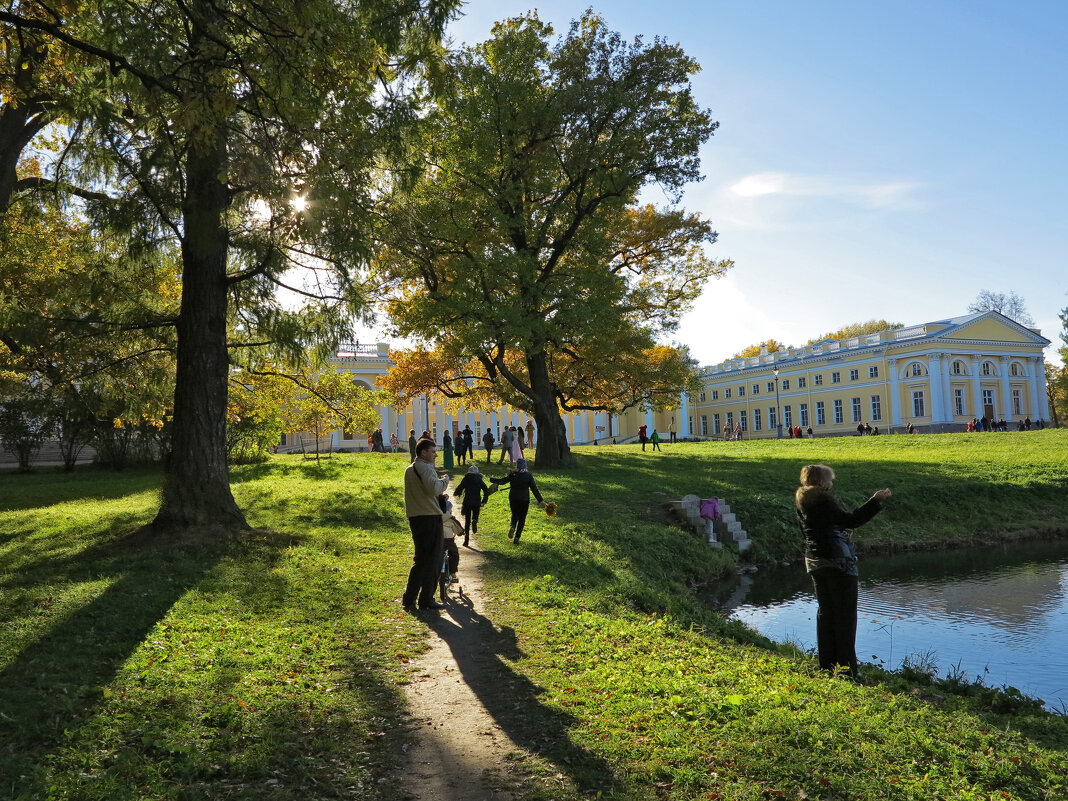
[357,1,1067,367]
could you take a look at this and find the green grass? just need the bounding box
[2,430,1067,800]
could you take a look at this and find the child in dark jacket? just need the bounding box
[453,465,491,547]
[491,458,546,543]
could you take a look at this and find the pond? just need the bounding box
[714,539,1068,711]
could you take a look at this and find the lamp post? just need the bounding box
[773,366,782,438]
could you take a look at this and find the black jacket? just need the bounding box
[492,470,543,506]
[454,473,490,509]
[795,485,882,561]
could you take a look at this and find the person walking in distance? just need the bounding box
[402,439,451,611]
[795,464,891,679]
[498,425,514,464]
[482,428,495,462]
[407,429,418,463]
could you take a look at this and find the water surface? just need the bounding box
[716,540,1068,710]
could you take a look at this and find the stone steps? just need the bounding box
[666,494,752,552]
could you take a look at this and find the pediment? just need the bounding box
[939,312,1049,345]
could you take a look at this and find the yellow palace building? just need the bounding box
[282,311,1051,451]
[678,311,1051,440]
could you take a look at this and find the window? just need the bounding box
[431,421,438,439]
[752,383,760,395]
[800,403,809,427]
[783,405,793,427]
[781,379,790,390]
[911,363,924,377]
[1010,363,1020,377]
[983,389,995,413]
[982,362,992,376]
[700,391,707,401]
[797,376,807,388]
[724,388,731,398]
[954,389,964,416]
[870,395,882,421]
[739,410,747,431]
[476,421,482,440]
[1012,389,1022,415]
[851,397,862,422]
[849,368,859,381]
[753,408,762,431]
[726,412,734,429]
[815,401,825,426]
[953,360,963,375]
[833,399,844,424]
[738,385,745,397]
[766,381,775,393]
[768,407,777,429]
[702,415,709,436]
[832,371,841,384]
[814,374,823,385]
[280,432,288,447]
[869,365,879,378]
[688,416,694,435]
[912,390,925,417]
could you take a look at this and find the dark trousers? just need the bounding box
[509,500,530,541]
[403,515,444,607]
[810,567,859,677]
[462,503,481,542]
[444,537,459,573]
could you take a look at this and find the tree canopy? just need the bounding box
[374,13,729,466]
[732,339,791,359]
[806,319,903,345]
[2,0,460,531]
[968,290,1035,327]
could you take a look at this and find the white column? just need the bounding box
[1034,356,1050,419]
[680,393,689,440]
[971,356,983,419]
[1000,357,1013,422]
[645,408,654,430]
[489,411,498,436]
[888,359,902,427]
[928,353,945,424]
[379,406,390,436]
[940,353,953,422]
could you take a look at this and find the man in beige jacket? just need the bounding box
[402,438,450,610]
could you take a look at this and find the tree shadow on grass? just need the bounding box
[0,527,230,798]
[423,601,620,796]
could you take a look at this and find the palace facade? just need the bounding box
[281,311,1052,451]
[673,311,1051,440]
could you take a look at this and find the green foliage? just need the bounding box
[806,319,903,344]
[376,12,730,464]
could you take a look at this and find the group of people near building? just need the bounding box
[401,431,549,612]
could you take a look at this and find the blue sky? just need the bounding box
[444,1,1068,366]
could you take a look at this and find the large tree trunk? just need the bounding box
[154,127,246,531]
[526,350,573,468]
[154,8,246,532]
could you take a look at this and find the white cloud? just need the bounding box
[728,171,923,209]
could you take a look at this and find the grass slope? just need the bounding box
[1,430,1066,800]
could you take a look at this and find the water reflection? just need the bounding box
[714,540,1068,710]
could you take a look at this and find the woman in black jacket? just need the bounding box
[491,458,546,543]
[795,464,891,679]
[453,465,491,547]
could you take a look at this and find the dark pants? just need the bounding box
[444,537,459,574]
[485,446,493,461]
[810,567,860,677]
[462,503,481,543]
[509,500,530,541]
[640,437,647,450]
[403,515,444,608]
[651,441,661,451]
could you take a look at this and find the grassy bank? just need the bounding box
[2,430,1067,799]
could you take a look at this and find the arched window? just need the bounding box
[911,362,925,377]
[1010,363,1019,377]
[952,360,964,375]
[982,362,992,376]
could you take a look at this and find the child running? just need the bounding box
[453,465,492,547]
[491,458,547,544]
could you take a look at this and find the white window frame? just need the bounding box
[783,405,793,427]
[870,395,882,422]
[833,399,844,424]
[954,389,964,416]
[851,397,862,423]
[799,403,809,427]
[849,368,859,381]
[869,365,879,378]
[753,408,762,431]
[912,390,925,417]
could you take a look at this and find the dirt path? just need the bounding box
[393,537,523,800]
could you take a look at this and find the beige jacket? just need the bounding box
[404,458,448,517]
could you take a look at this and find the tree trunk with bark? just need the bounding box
[153,5,246,532]
[526,350,573,468]
[154,129,246,531]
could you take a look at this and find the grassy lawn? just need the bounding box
[2,429,1066,800]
